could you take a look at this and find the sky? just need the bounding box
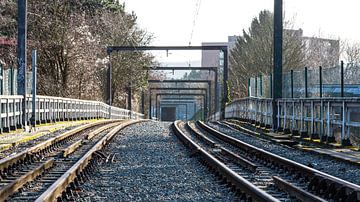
[121,0,360,67]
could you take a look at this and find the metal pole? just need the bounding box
[305,67,308,98]
[127,83,132,117]
[215,68,219,113]
[319,66,322,98]
[31,50,36,128]
[255,76,258,97]
[149,89,152,118]
[269,74,272,98]
[272,0,283,130]
[17,0,27,127]
[222,49,229,120]
[340,61,344,97]
[156,94,159,119]
[290,70,294,98]
[107,52,112,119]
[141,90,145,115]
[259,74,263,97]
[11,67,15,95]
[248,78,251,97]
[0,64,3,95]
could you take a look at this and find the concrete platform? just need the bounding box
[296,145,360,165]
[0,119,100,152]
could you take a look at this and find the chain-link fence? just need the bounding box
[248,62,360,98]
[0,64,32,95]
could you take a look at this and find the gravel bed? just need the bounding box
[0,125,81,159]
[207,122,360,185]
[78,121,237,201]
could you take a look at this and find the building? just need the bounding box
[201,32,340,69]
[303,36,340,68]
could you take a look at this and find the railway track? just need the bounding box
[0,119,142,201]
[173,120,360,202]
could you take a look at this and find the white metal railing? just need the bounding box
[211,97,360,145]
[0,95,144,132]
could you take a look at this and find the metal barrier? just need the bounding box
[211,97,360,146]
[0,95,144,133]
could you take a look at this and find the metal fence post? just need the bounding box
[269,74,272,98]
[304,67,308,98]
[319,66,322,98]
[31,49,36,128]
[255,76,258,97]
[340,61,344,97]
[248,78,251,97]
[0,64,3,95]
[259,74,263,97]
[10,67,15,95]
[290,70,294,98]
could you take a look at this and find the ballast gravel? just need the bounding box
[207,122,360,186]
[78,121,236,201]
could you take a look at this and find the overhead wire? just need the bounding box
[189,0,202,46]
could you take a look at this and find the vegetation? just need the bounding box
[229,10,304,98]
[0,0,154,110]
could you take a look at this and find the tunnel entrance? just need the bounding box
[160,107,176,121]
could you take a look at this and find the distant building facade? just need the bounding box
[201,32,340,69]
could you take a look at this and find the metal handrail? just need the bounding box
[0,95,144,132]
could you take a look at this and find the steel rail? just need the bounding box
[197,121,360,201]
[172,120,279,202]
[35,120,146,202]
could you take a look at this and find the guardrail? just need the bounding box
[209,97,360,146]
[0,95,144,133]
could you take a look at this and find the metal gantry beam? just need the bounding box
[107,46,228,52]
[148,67,219,112]
[149,87,205,117]
[148,80,212,118]
[107,45,228,120]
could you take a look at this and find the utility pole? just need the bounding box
[17,0,27,129]
[272,0,283,131]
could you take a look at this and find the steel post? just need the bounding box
[305,67,308,98]
[31,50,37,128]
[290,70,294,98]
[215,67,219,113]
[272,0,283,130]
[141,90,145,115]
[340,61,344,97]
[127,83,132,118]
[248,78,251,97]
[0,64,3,95]
[149,89,152,118]
[106,53,112,119]
[17,0,27,127]
[319,66,322,98]
[222,49,229,120]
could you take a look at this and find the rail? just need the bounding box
[209,97,360,145]
[0,95,144,133]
